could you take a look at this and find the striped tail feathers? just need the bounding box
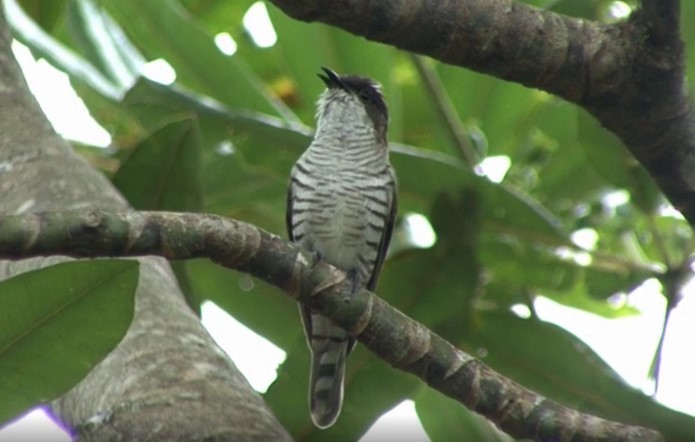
[302,309,353,429]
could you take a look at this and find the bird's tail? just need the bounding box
[306,314,351,429]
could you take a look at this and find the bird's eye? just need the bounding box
[358,90,371,102]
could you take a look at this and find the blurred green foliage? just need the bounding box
[7,0,695,440]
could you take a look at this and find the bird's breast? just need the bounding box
[291,150,391,283]
[305,176,370,264]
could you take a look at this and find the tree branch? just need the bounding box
[410,54,479,165]
[641,0,680,45]
[267,0,695,227]
[0,210,663,442]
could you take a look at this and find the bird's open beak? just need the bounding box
[318,67,346,90]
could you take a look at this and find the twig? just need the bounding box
[410,54,479,165]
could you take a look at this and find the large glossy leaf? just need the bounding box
[480,238,578,301]
[0,260,138,423]
[578,110,660,212]
[391,147,568,244]
[120,78,312,152]
[6,0,122,98]
[479,232,652,314]
[64,0,144,89]
[120,78,308,232]
[112,116,203,212]
[101,0,298,122]
[15,0,67,31]
[179,0,256,33]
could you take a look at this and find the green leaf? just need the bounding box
[121,78,313,152]
[13,0,67,31]
[479,232,651,316]
[101,0,299,121]
[112,116,203,212]
[5,0,122,98]
[479,235,577,293]
[64,0,145,89]
[578,110,660,212]
[179,0,256,33]
[403,190,482,336]
[0,260,138,423]
[583,265,646,299]
[121,78,308,231]
[72,82,144,149]
[391,146,568,244]
[542,282,640,318]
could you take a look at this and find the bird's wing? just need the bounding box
[366,177,397,292]
[287,174,317,345]
[286,177,295,242]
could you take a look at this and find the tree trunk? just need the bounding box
[0,5,291,441]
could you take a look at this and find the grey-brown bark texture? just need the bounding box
[268,0,695,228]
[0,210,664,442]
[0,5,291,442]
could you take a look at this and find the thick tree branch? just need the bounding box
[641,0,680,44]
[0,210,663,442]
[268,0,695,226]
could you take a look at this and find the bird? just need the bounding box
[286,67,398,429]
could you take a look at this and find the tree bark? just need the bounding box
[267,0,695,226]
[0,6,290,442]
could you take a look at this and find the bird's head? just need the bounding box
[316,67,389,144]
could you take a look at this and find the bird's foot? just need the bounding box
[346,269,361,295]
